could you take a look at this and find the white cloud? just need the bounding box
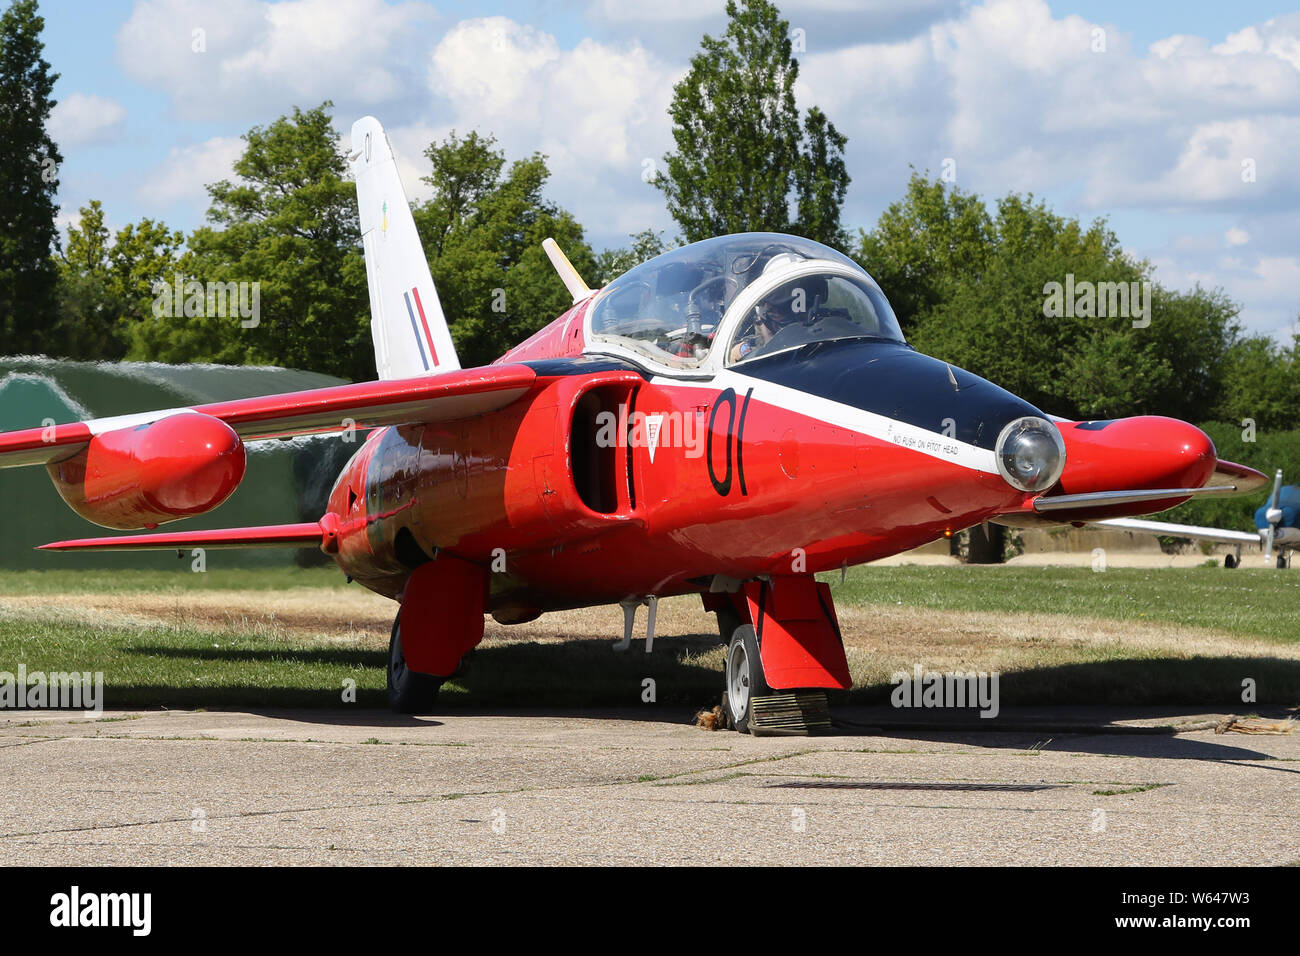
[144,136,244,205]
[1229,255,1300,337]
[430,19,561,115]
[793,0,1300,206]
[785,0,1300,334]
[426,18,680,246]
[586,0,964,53]
[104,0,1300,336]
[1213,15,1300,69]
[116,0,435,119]
[49,93,127,148]
[586,0,721,23]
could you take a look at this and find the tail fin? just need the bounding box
[349,116,460,380]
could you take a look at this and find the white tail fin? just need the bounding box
[349,116,460,379]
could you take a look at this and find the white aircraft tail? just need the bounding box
[349,116,460,379]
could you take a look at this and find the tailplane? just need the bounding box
[349,116,460,379]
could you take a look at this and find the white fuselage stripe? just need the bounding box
[649,369,1000,475]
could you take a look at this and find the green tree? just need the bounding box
[658,0,851,248]
[862,173,1243,423]
[1214,331,1300,432]
[794,106,850,248]
[0,0,61,354]
[52,200,117,359]
[52,200,184,360]
[413,130,596,366]
[856,172,993,335]
[127,103,370,380]
[595,229,670,285]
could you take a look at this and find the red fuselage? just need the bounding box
[323,296,1217,617]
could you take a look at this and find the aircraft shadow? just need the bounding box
[112,641,1297,763]
[115,634,724,715]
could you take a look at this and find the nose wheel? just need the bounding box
[722,621,834,736]
[723,624,767,734]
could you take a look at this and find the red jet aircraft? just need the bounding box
[1,118,1268,734]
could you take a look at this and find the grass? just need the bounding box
[0,606,726,710]
[0,566,343,595]
[1,564,1298,710]
[5,564,1297,642]
[823,565,1300,646]
[0,615,385,708]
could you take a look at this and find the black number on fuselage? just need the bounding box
[736,387,752,496]
[707,388,735,496]
[707,387,753,498]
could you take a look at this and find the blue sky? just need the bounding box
[36,0,1300,342]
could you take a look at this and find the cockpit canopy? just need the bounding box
[727,273,902,365]
[587,232,904,371]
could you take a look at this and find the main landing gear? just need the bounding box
[387,612,443,713]
[386,554,488,714]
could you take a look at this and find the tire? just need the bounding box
[387,613,443,714]
[723,624,770,734]
[1278,553,1288,570]
[1224,554,1237,569]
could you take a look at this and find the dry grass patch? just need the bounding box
[3,585,1298,707]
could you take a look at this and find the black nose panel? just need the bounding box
[733,340,1044,450]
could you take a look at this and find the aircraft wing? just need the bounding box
[0,364,537,468]
[1088,517,1262,545]
[1210,458,1271,496]
[38,523,328,552]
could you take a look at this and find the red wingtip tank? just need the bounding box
[46,412,246,530]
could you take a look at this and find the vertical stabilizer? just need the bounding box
[349,116,460,379]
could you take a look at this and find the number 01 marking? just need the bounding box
[707,387,753,497]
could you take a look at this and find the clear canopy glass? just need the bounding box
[727,273,905,365]
[587,233,871,370]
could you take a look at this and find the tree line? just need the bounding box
[2,0,1297,438]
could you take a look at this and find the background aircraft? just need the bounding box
[1092,469,1297,569]
[0,118,1267,734]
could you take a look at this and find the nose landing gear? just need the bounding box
[723,622,831,736]
[716,576,848,736]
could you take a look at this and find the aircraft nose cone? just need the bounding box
[1057,416,1216,494]
[1160,418,1217,487]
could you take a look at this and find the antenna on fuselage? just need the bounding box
[542,237,593,304]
